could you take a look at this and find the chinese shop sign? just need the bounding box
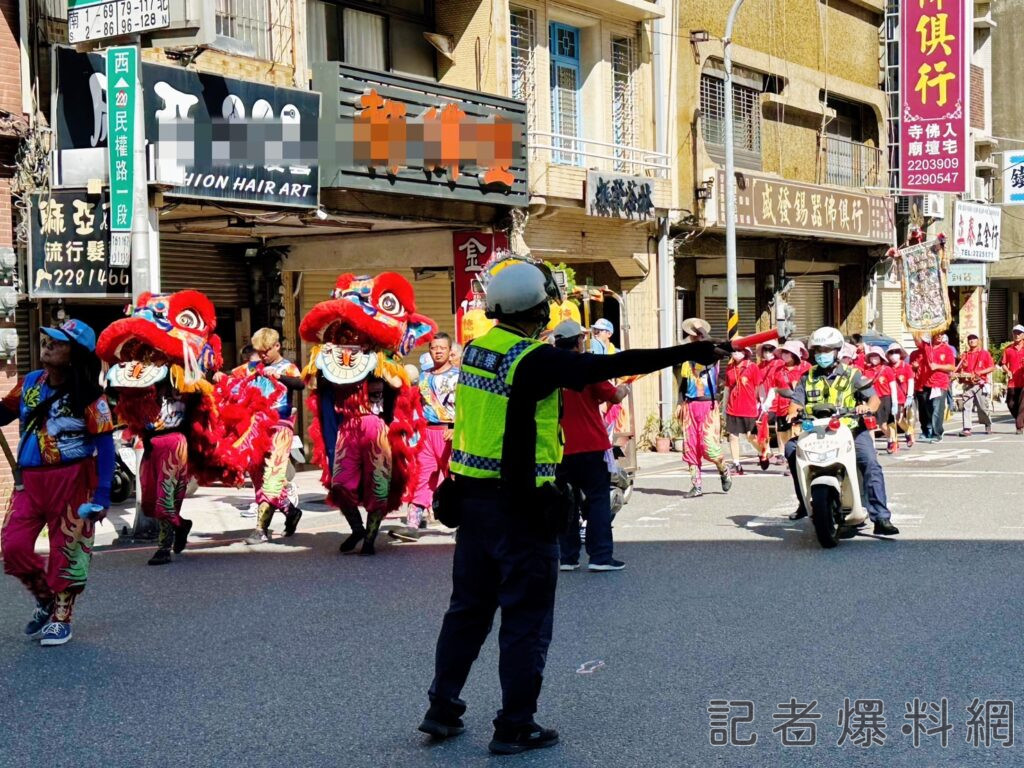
[1004,152,1024,205]
[29,191,131,298]
[315,63,527,205]
[952,201,1001,263]
[899,0,970,194]
[586,171,655,220]
[947,262,985,286]
[716,171,892,244]
[106,45,137,267]
[452,231,507,344]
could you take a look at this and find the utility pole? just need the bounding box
[723,0,746,341]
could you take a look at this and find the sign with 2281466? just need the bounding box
[29,190,131,299]
[67,0,170,45]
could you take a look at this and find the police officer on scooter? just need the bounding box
[419,257,729,755]
[783,326,900,536]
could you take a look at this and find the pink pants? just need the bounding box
[411,426,452,510]
[680,400,724,487]
[251,421,293,512]
[2,460,96,622]
[140,432,190,527]
[330,413,392,515]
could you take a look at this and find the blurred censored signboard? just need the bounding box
[314,63,527,205]
[53,46,320,209]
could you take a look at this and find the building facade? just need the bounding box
[675,0,893,345]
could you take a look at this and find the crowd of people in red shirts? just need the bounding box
[713,324,1024,478]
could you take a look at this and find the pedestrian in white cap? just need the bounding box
[590,318,615,355]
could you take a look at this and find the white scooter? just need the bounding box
[793,403,874,548]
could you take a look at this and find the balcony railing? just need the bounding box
[820,135,883,188]
[528,131,670,179]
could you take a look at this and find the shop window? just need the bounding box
[700,62,763,170]
[307,1,436,80]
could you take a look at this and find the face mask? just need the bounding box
[815,352,836,368]
[887,354,900,364]
[762,351,775,361]
[731,352,745,362]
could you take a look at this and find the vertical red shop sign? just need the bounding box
[899,0,970,194]
[452,231,508,344]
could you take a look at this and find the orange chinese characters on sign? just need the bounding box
[352,89,517,190]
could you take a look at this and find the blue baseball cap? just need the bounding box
[41,319,97,352]
[592,318,614,333]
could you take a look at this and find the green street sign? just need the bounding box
[106,45,137,267]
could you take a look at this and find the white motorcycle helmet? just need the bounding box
[808,326,844,351]
[485,262,560,318]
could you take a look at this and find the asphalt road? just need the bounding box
[2,417,1023,767]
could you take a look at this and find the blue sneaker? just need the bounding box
[25,603,51,639]
[38,622,73,646]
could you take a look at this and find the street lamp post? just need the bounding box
[723,0,746,341]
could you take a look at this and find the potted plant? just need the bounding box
[639,413,660,452]
[654,422,671,453]
[669,419,685,452]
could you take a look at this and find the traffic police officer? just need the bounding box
[418,259,728,755]
[784,326,900,535]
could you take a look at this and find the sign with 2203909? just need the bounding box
[29,190,131,298]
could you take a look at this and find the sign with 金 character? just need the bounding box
[899,0,970,194]
[106,45,138,267]
[1004,152,1024,205]
[29,191,131,298]
[67,0,170,44]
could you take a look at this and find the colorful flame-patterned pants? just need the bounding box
[330,413,392,516]
[251,421,294,513]
[140,431,191,551]
[2,461,97,624]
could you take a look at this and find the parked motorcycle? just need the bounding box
[110,428,138,504]
[793,403,874,548]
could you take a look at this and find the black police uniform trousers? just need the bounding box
[428,487,559,728]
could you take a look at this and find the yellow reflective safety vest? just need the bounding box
[803,364,860,428]
[450,325,563,486]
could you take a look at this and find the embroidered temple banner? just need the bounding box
[899,239,951,334]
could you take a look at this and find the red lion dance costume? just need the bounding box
[97,291,278,565]
[300,273,436,555]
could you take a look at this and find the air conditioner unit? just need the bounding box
[896,193,945,219]
[972,177,990,203]
[922,193,945,219]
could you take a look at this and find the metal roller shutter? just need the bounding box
[159,240,251,307]
[878,287,904,338]
[988,287,1008,344]
[699,278,757,338]
[787,277,829,339]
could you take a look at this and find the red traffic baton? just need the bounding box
[728,328,780,350]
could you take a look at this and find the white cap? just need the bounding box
[1013,324,1024,334]
[552,319,584,340]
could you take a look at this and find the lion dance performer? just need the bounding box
[97,291,278,566]
[1,319,114,646]
[300,273,436,555]
[228,327,305,544]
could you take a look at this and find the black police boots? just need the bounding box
[488,723,560,755]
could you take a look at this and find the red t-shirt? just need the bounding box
[854,351,867,370]
[1002,344,1024,388]
[561,381,617,455]
[917,341,954,390]
[891,361,914,404]
[773,362,810,417]
[726,360,761,417]
[960,348,994,383]
[863,363,896,399]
